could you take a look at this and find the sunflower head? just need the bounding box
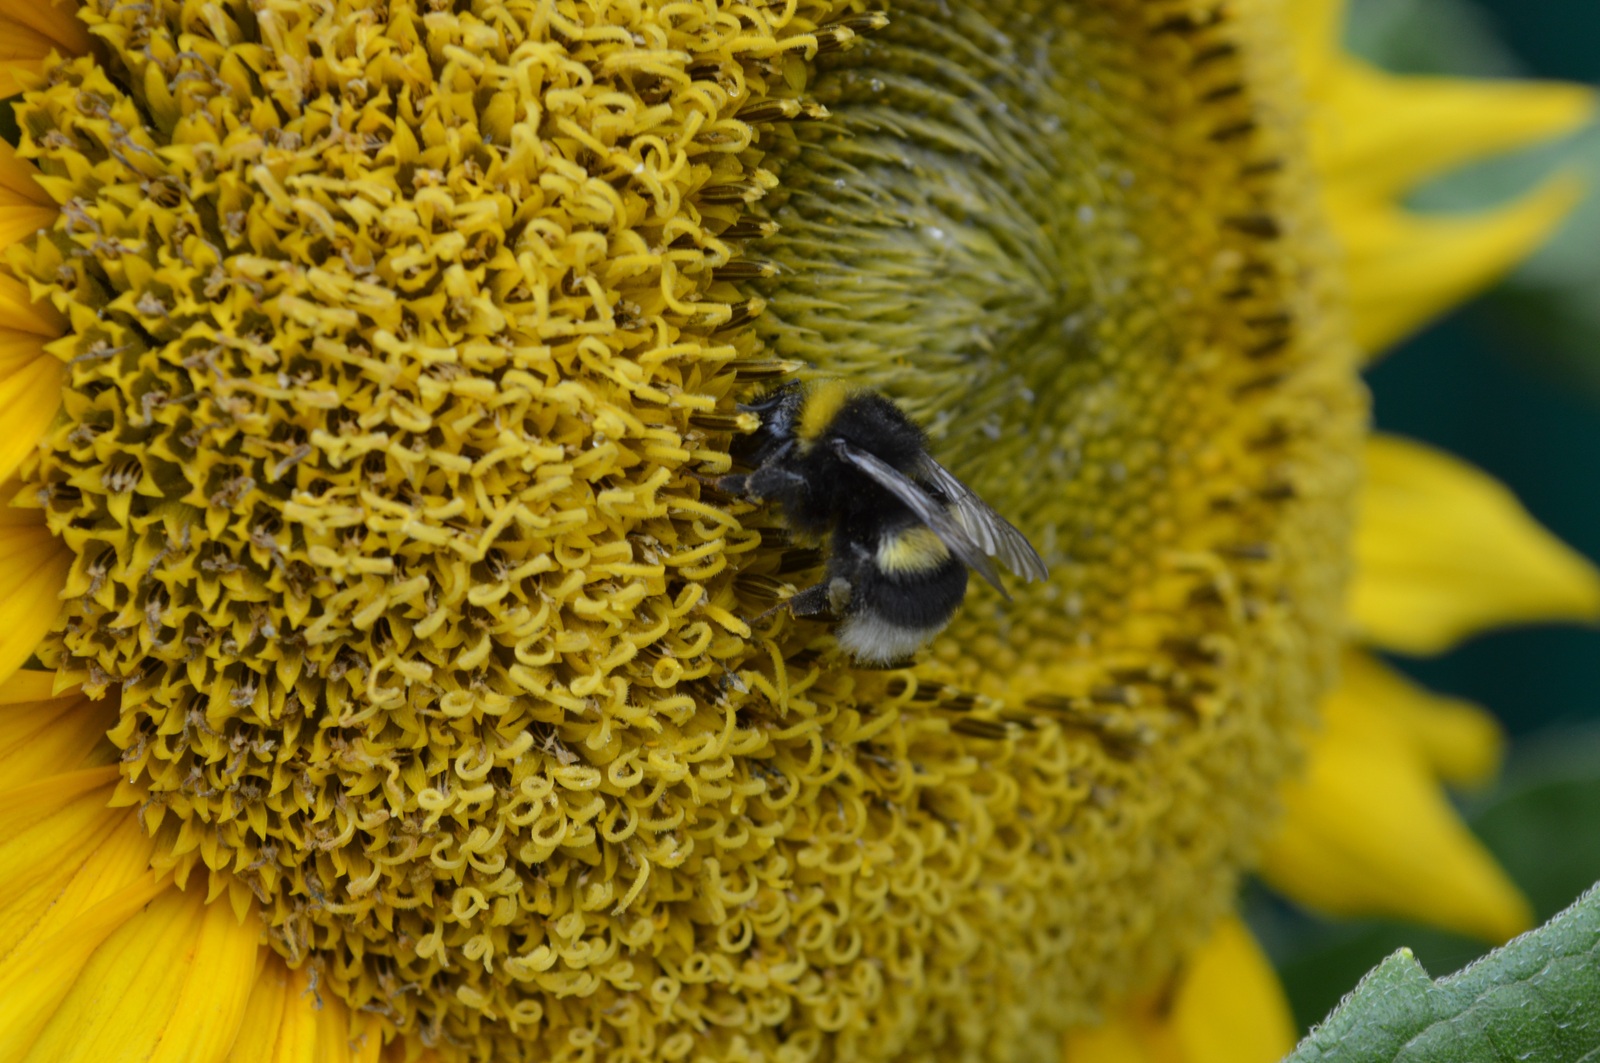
[2,0,1363,1059]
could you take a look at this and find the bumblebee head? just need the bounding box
[737,380,865,447]
[732,382,807,466]
[737,382,805,430]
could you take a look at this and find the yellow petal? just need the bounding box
[0,680,146,977]
[1259,663,1532,943]
[1315,62,1595,203]
[0,667,62,703]
[0,766,116,848]
[0,353,65,483]
[148,909,267,1063]
[0,47,53,99]
[231,958,385,1063]
[0,141,52,208]
[1061,917,1295,1063]
[0,0,91,54]
[382,1045,442,1063]
[1285,0,1344,95]
[1301,20,1596,355]
[22,889,260,1063]
[1332,173,1586,353]
[0,273,66,338]
[1335,650,1505,787]
[0,332,54,379]
[0,203,56,256]
[0,2,91,96]
[1351,434,1600,654]
[0,310,65,489]
[1063,1013,1163,1063]
[0,300,63,479]
[0,689,115,783]
[0,876,169,1061]
[1167,918,1297,1063]
[0,142,57,252]
[0,808,159,963]
[0,772,123,959]
[227,961,295,1063]
[0,512,70,685]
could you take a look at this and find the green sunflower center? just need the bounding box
[8,0,1362,1060]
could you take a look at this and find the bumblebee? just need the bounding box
[719,380,1049,665]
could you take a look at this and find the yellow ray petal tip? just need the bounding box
[1340,171,1588,354]
[1262,667,1535,943]
[1062,918,1295,1063]
[1339,650,1506,787]
[1352,434,1600,655]
[1321,64,1595,204]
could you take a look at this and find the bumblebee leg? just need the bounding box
[786,577,851,619]
[703,465,805,500]
[741,464,808,500]
[743,577,841,629]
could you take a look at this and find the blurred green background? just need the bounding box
[1247,0,1600,1035]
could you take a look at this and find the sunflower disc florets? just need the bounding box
[5,0,1363,1060]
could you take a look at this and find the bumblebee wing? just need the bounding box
[919,459,1050,583]
[830,439,1008,597]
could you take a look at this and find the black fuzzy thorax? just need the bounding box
[749,387,937,534]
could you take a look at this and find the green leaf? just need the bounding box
[1283,882,1600,1063]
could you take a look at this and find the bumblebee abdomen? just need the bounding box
[829,523,968,664]
[837,555,967,664]
[874,525,951,576]
[864,551,967,625]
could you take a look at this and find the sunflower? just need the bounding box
[0,0,1593,1061]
